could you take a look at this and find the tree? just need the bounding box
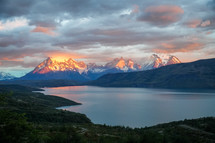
[0,92,36,143]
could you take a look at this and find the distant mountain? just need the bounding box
[32,57,87,74]
[0,72,15,80]
[21,57,89,81]
[20,54,181,81]
[141,54,181,70]
[104,57,141,71]
[89,58,215,89]
[83,57,142,80]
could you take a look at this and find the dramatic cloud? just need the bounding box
[0,17,28,31]
[31,26,56,36]
[0,0,132,27]
[0,0,214,76]
[154,42,203,53]
[138,5,184,26]
[185,19,202,28]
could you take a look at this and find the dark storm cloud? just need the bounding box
[208,0,215,10]
[0,26,55,49]
[0,37,25,47]
[0,30,28,47]
[0,47,45,60]
[0,0,34,18]
[0,0,131,27]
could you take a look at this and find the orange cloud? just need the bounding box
[145,5,184,14]
[182,43,203,51]
[138,5,184,26]
[31,26,55,36]
[185,19,202,28]
[161,43,175,49]
[154,42,203,53]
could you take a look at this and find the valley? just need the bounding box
[1,57,215,143]
[1,84,215,143]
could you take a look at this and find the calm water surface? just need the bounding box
[41,86,215,128]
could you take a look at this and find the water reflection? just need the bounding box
[41,86,215,128]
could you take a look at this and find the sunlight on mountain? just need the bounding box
[50,57,68,62]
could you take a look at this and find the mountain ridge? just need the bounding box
[0,72,16,80]
[88,58,215,89]
[20,54,181,81]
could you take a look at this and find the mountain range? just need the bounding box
[89,58,215,89]
[20,54,181,81]
[0,72,15,80]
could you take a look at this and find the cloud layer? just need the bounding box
[138,5,184,26]
[0,0,215,76]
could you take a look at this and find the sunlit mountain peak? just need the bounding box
[104,57,141,71]
[49,57,68,62]
[116,57,126,69]
[142,54,181,69]
[32,57,87,74]
[22,54,181,80]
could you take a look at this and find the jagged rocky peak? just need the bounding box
[141,54,181,70]
[21,54,182,81]
[32,57,87,74]
[151,54,163,68]
[127,59,134,69]
[87,63,97,68]
[104,57,141,71]
[105,57,124,68]
[115,57,126,69]
[32,54,181,74]
[166,56,181,65]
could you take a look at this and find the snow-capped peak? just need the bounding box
[166,56,181,65]
[115,57,126,69]
[29,54,181,78]
[141,54,181,70]
[0,72,15,80]
[32,57,87,74]
[104,57,141,71]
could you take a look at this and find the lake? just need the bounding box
[41,86,215,128]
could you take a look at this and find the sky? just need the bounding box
[0,0,215,77]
